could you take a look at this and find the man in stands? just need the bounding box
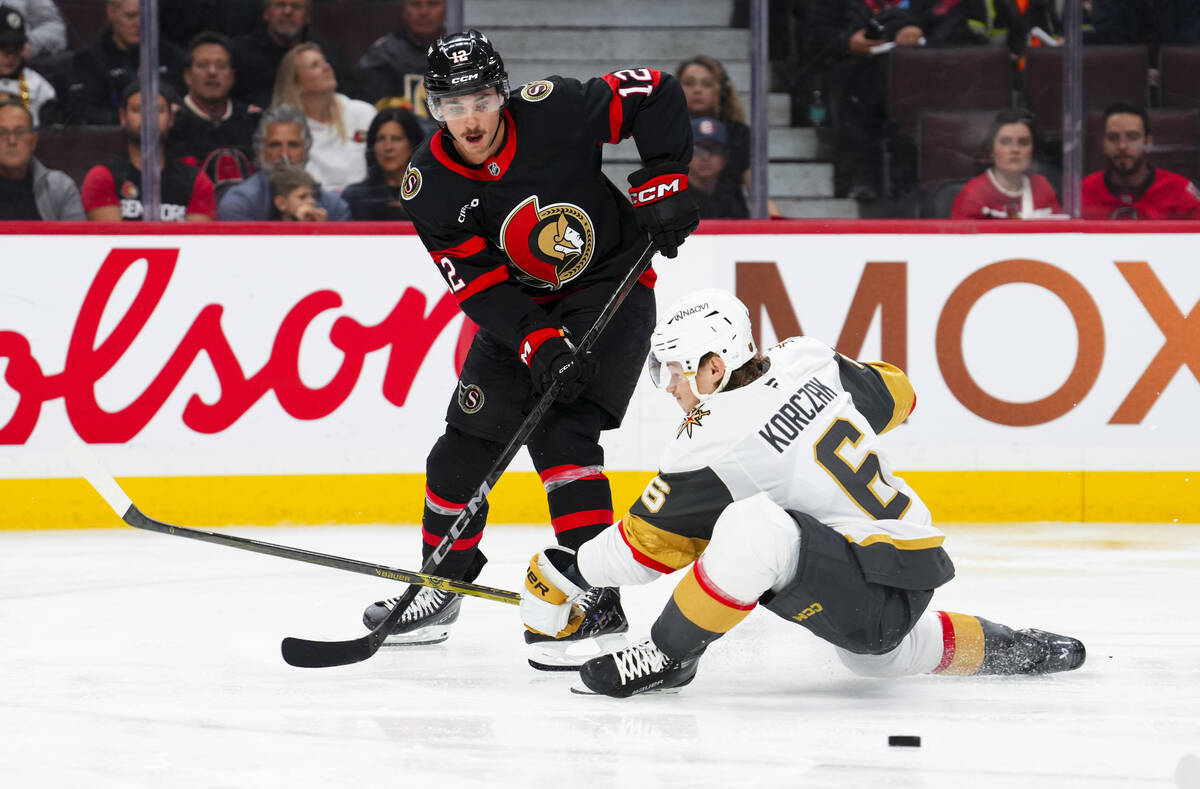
[66,0,187,125]
[0,96,83,219]
[230,0,353,109]
[169,31,262,166]
[358,0,445,107]
[0,6,57,125]
[1081,103,1200,220]
[80,83,215,221]
[217,103,349,220]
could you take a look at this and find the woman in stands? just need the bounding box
[951,110,1062,219]
[341,103,424,221]
[272,42,376,192]
[676,54,780,218]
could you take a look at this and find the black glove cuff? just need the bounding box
[628,160,689,187]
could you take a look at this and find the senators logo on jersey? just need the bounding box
[499,196,595,289]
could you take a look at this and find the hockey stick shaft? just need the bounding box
[66,441,520,605]
[281,239,658,668]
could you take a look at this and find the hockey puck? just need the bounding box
[888,735,921,747]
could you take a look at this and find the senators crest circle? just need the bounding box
[499,196,595,290]
[401,166,422,200]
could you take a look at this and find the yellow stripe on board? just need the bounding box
[2,470,1196,530]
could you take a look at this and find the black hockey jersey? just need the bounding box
[400,70,692,351]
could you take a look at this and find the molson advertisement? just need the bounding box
[2,222,1197,527]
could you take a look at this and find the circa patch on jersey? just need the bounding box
[520,80,554,102]
[401,166,422,200]
[499,196,595,289]
[457,382,485,414]
[677,406,710,439]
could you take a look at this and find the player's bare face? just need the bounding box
[990,122,1033,180]
[661,360,722,412]
[1103,113,1148,178]
[443,89,505,165]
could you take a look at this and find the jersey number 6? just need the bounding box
[814,418,911,521]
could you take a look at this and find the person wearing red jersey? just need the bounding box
[951,110,1062,219]
[359,30,699,667]
[1081,103,1200,220]
[80,83,215,221]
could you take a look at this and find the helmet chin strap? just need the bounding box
[686,355,732,402]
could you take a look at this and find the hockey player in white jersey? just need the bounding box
[520,288,1085,697]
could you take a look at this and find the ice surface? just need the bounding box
[1,522,1197,788]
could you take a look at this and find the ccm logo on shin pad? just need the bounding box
[629,174,688,206]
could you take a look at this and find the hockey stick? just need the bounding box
[281,239,658,668]
[66,441,521,605]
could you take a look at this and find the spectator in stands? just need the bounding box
[951,110,1061,219]
[217,102,350,219]
[806,0,978,203]
[230,0,354,109]
[357,0,445,107]
[0,6,56,126]
[269,163,326,220]
[1087,0,1199,49]
[341,103,422,220]
[0,96,83,219]
[687,117,749,219]
[65,0,187,125]
[80,84,215,221]
[676,55,779,217]
[676,56,749,196]
[967,0,1063,60]
[169,32,263,165]
[1081,102,1200,220]
[3,0,64,59]
[272,42,375,192]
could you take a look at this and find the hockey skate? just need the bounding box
[362,586,462,646]
[1009,628,1086,674]
[574,638,700,697]
[525,586,630,671]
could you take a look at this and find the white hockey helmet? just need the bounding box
[647,288,757,399]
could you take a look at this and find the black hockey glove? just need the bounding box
[519,328,596,403]
[627,162,700,259]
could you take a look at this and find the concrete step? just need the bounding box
[485,28,748,61]
[773,198,861,219]
[604,126,818,162]
[464,0,735,28]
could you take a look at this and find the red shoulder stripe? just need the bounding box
[431,235,487,259]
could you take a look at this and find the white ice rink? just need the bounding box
[2,521,1198,789]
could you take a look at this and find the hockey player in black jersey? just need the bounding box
[362,30,699,665]
[521,289,1086,696]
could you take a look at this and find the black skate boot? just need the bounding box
[362,586,462,646]
[1012,628,1086,674]
[575,638,700,697]
[524,586,630,671]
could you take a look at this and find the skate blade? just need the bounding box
[528,633,630,672]
[568,680,687,697]
[379,628,451,647]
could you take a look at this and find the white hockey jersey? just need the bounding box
[578,337,954,592]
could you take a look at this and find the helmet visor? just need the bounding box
[647,358,690,391]
[427,88,505,122]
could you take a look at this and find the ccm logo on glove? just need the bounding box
[629,174,688,206]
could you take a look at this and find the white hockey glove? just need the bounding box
[521,546,589,638]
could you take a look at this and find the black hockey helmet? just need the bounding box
[424,29,509,108]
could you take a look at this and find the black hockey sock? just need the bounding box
[544,473,613,552]
[420,495,489,581]
[650,563,755,660]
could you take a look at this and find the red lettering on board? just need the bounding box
[0,248,462,443]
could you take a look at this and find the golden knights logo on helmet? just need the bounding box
[499,196,595,289]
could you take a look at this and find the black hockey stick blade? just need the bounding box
[66,440,521,664]
[278,240,658,669]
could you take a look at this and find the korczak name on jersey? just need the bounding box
[120,199,187,221]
